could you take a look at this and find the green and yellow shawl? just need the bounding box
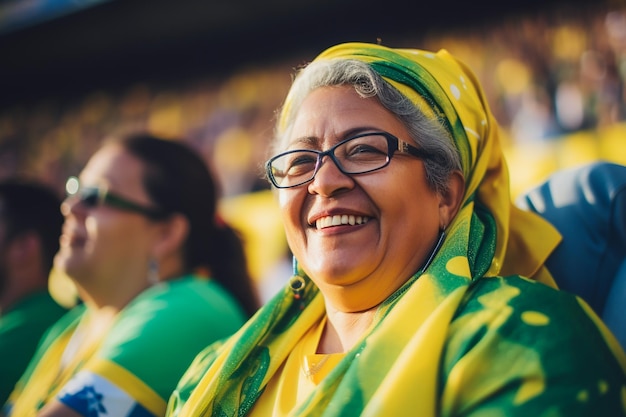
[167,43,626,416]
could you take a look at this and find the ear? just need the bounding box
[152,214,190,258]
[438,170,465,229]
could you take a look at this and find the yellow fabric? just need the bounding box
[313,44,561,282]
[249,316,345,417]
[166,43,626,417]
[92,359,166,416]
[6,274,242,416]
[6,312,97,416]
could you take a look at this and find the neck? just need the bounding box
[76,278,151,311]
[318,303,377,354]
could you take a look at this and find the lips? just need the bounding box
[59,225,87,248]
[314,214,370,229]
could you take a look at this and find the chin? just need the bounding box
[54,253,84,281]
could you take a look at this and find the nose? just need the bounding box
[60,195,83,217]
[307,154,354,196]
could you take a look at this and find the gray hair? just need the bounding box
[275,59,462,194]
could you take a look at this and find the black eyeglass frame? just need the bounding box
[265,131,431,189]
[65,177,168,219]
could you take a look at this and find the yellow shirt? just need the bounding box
[250,316,345,416]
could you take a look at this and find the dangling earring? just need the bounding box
[289,256,306,310]
[148,258,160,285]
[419,227,447,273]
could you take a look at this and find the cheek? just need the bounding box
[85,216,121,261]
[278,190,306,251]
[86,215,147,260]
[375,173,442,242]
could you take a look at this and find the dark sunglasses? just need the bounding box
[65,176,168,219]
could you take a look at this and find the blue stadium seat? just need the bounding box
[516,161,626,350]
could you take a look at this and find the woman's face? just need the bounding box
[55,144,161,292]
[278,86,448,312]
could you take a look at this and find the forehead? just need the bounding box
[287,86,405,146]
[80,144,146,191]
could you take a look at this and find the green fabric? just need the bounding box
[99,275,249,399]
[165,42,626,416]
[0,292,67,405]
[167,214,626,416]
[440,276,625,416]
[5,275,248,415]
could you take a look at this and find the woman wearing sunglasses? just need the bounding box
[166,43,626,416]
[3,134,259,417]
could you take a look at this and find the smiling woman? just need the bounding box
[2,133,259,417]
[166,43,626,417]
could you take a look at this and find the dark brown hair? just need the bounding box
[119,133,259,317]
[0,179,63,274]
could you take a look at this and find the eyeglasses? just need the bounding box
[265,131,431,189]
[64,176,168,219]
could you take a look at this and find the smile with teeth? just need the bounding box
[315,214,370,229]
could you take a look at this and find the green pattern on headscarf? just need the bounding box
[166,43,626,417]
[370,59,473,181]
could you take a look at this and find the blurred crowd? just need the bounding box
[1,4,626,198]
[420,3,626,194]
[0,3,626,285]
[0,66,291,198]
[428,6,626,141]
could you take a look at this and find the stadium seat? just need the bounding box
[516,161,626,350]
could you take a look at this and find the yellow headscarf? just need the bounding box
[295,43,561,283]
[166,43,594,417]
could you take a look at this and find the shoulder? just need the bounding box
[116,276,247,330]
[441,275,626,415]
[462,274,579,312]
[103,276,247,353]
[453,275,608,345]
[92,277,247,398]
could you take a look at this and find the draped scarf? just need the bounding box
[166,42,566,416]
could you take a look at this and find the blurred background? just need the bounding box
[1,0,625,299]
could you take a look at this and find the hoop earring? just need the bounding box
[289,256,306,310]
[419,228,446,273]
[148,258,160,285]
